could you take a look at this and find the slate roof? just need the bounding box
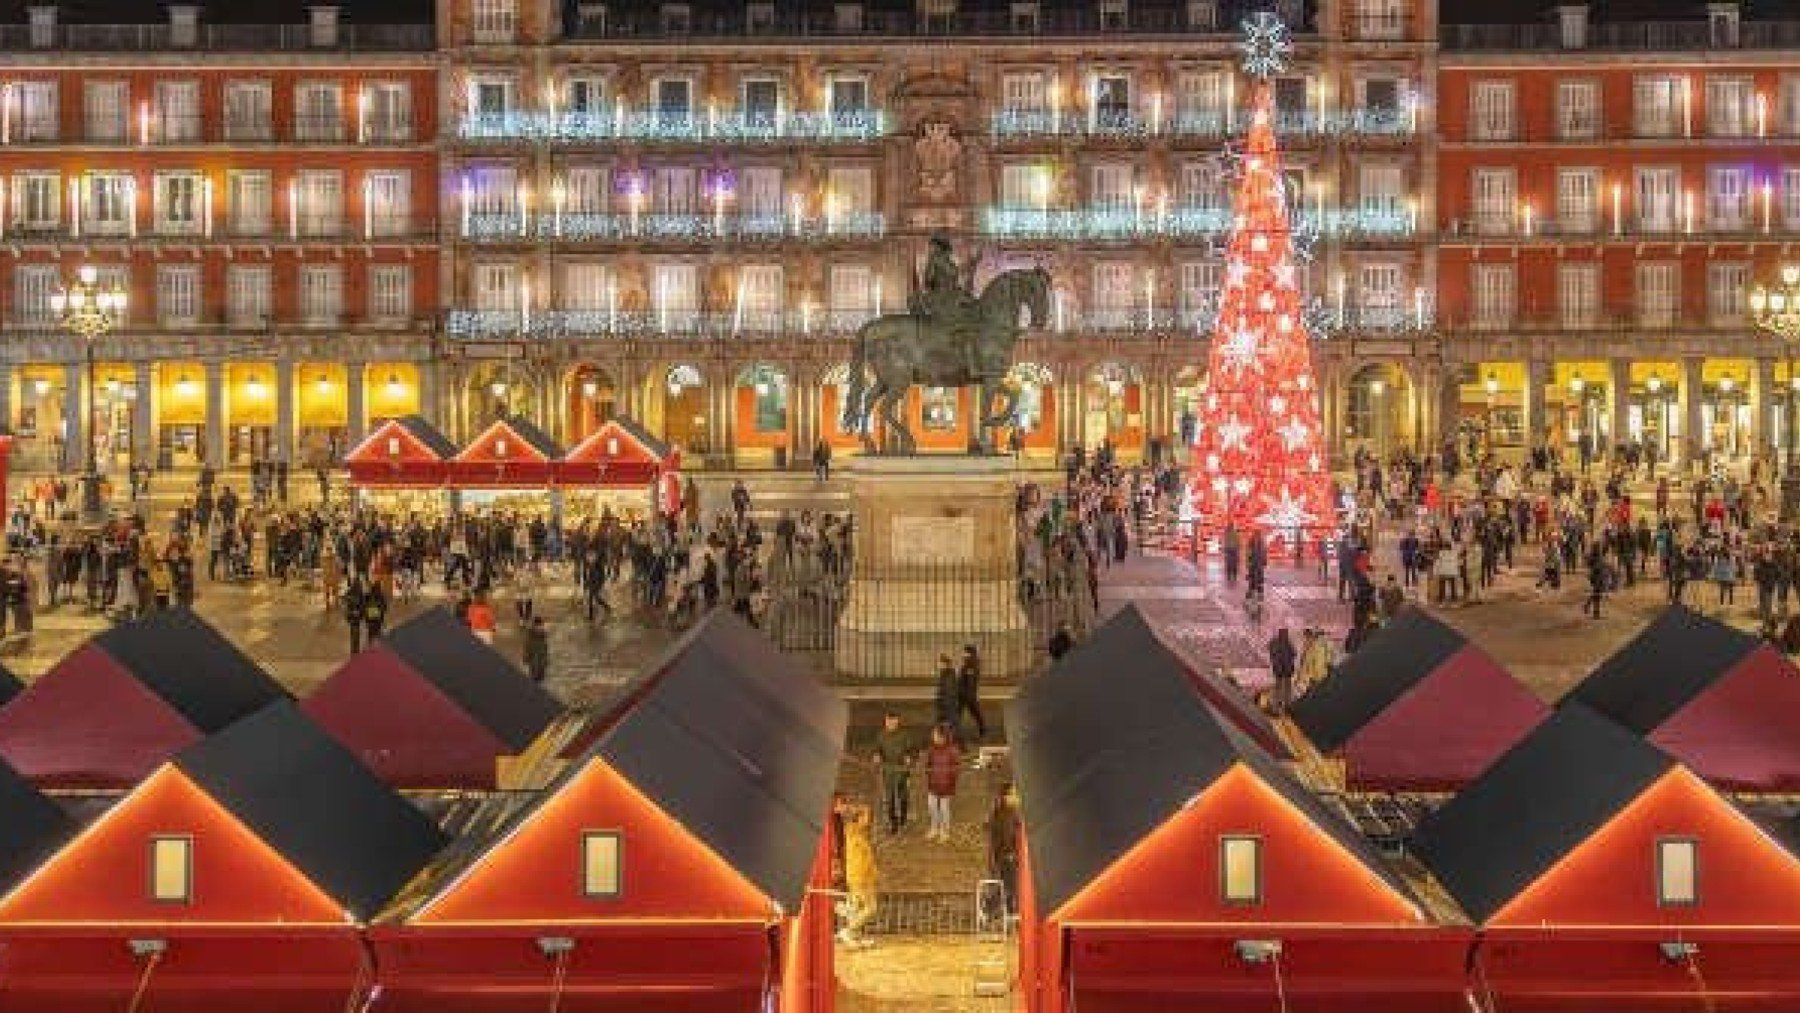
[91,609,291,732]
[1288,607,1469,752]
[174,701,449,921]
[1563,606,1762,733]
[1409,703,1675,923]
[574,416,673,462]
[1008,605,1416,917]
[394,415,458,459]
[0,757,75,892]
[377,607,561,752]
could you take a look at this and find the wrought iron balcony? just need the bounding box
[980,206,1416,241]
[1443,18,1800,52]
[0,22,432,51]
[991,106,1415,140]
[457,109,887,144]
[460,211,885,243]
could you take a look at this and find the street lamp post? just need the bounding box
[1719,374,1740,463]
[1751,265,1800,520]
[1369,377,1386,457]
[1484,371,1499,455]
[48,265,127,522]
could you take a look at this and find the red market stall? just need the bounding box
[557,417,683,519]
[0,609,291,788]
[303,607,562,789]
[1008,608,1472,1013]
[1412,703,1800,1011]
[1098,605,1291,759]
[1562,606,1800,790]
[1288,607,1548,791]
[369,612,846,1013]
[449,415,563,491]
[344,414,456,490]
[0,702,448,1013]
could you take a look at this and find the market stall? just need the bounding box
[344,415,456,513]
[557,416,684,521]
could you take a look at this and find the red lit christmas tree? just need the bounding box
[1183,14,1335,545]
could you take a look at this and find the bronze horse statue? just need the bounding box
[840,267,1052,454]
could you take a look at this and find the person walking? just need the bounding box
[467,592,496,644]
[1221,524,1242,584]
[1266,627,1297,715]
[1047,620,1074,661]
[361,577,389,646]
[838,803,879,949]
[344,576,370,654]
[986,782,1022,921]
[522,615,549,683]
[871,712,915,836]
[956,644,987,742]
[923,724,961,843]
[933,654,959,736]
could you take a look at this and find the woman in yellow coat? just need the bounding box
[839,802,878,948]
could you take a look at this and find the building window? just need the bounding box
[738,264,783,329]
[559,261,613,310]
[297,170,344,237]
[652,262,699,320]
[470,76,517,117]
[1002,72,1047,114]
[1094,73,1132,127]
[467,164,518,217]
[922,386,958,431]
[1472,264,1515,328]
[1557,79,1600,139]
[1783,76,1800,137]
[1634,75,1683,138]
[85,172,134,236]
[471,0,518,43]
[825,166,873,221]
[149,836,193,903]
[1708,166,1749,231]
[369,265,411,322]
[1707,76,1754,137]
[473,261,519,311]
[1637,261,1679,327]
[564,165,610,215]
[1556,168,1599,233]
[827,75,870,115]
[741,77,780,126]
[154,80,200,142]
[580,830,621,897]
[1785,167,1800,229]
[741,166,783,220]
[1470,80,1515,141]
[1358,163,1403,215]
[11,172,60,230]
[223,80,273,142]
[153,172,203,236]
[16,81,58,142]
[83,80,127,142]
[363,82,413,141]
[299,264,344,326]
[653,166,697,216]
[1092,262,1135,325]
[227,171,271,237]
[1355,0,1404,39]
[1558,263,1600,328]
[1359,263,1402,323]
[12,265,59,324]
[1709,263,1748,322]
[1179,161,1224,210]
[1656,837,1699,907]
[156,265,200,326]
[1177,70,1225,125]
[227,265,270,327]
[1472,167,1515,234]
[829,264,872,326]
[1636,167,1680,233]
[743,364,788,431]
[653,78,694,120]
[295,82,343,142]
[1090,163,1134,211]
[1220,835,1262,905]
[1180,260,1222,326]
[364,171,410,237]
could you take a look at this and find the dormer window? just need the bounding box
[1186,0,1216,30]
[747,1,775,32]
[1011,1,1039,32]
[835,3,864,32]
[1708,3,1740,47]
[1099,0,1128,30]
[660,2,692,33]
[1656,837,1698,906]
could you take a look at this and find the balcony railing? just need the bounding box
[10,116,414,146]
[1443,19,1800,52]
[1441,312,1757,334]
[1443,215,1800,241]
[0,217,437,242]
[561,5,1256,41]
[460,211,885,242]
[457,108,887,144]
[444,302,1433,342]
[0,22,433,51]
[981,206,1416,241]
[990,106,1415,139]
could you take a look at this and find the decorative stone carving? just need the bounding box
[913,120,964,203]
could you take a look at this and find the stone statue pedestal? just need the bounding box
[834,454,1033,680]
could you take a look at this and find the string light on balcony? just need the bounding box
[1751,265,1800,344]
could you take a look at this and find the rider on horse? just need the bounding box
[913,234,987,380]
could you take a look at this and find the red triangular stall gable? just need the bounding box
[0,765,346,925]
[1648,644,1800,791]
[1054,764,1421,926]
[344,418,450,488]
[408,756,773,925]
[560,420,673,487]
[0,645,203,789]
[1343,644,1550,791]
[1493,767,1800,928]
[301,648,515,790]
[450,419,559,488]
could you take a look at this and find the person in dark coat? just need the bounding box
[1047,621,1074,661]
[933,654,960,736]
[343,576,369,654]
[522,615,550,683]
[361,578,389,645]
[1266,627,1297,714]
[986,782,1022,917]
[956,644,987,741]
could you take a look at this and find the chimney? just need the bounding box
[308,4,340,47]
[167,4,200,47]
[27,4,57,48]
[1555,3,1588,49]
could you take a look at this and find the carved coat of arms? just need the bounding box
[913,121,963,202]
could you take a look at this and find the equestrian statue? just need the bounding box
[840,235,1051,455]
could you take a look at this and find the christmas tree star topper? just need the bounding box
[1240,12,1293,79]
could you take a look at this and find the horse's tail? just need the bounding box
[842,321,873,431]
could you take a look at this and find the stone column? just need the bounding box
[792,376,815,467]
[345,360,367,443]
[1756,356,1777,459]
[1609,358,1630,456]
[1683,356,1705,469]
[0,364,13,437]
[62,362,84,472]
[1524,357,1551,450]
[132,361,154,466]
[274,359,296,466]
[418,359,440,427]
[204,361,225,467]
